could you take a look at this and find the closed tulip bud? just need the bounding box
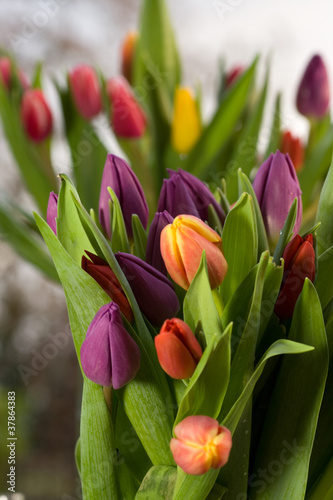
[275,234,315,320]
[46,192,58,235]
[280,130,304,172]
[171,87,201,154]
[99,154,148,239]
[21,89,52,142]
[296,55,330,119]
[115,252,179,326]
[82,251,133,322]
[157,169,225,224]
[107,76,146,138]
[225,65,243,88]
[146,210,174,275]
[80,302,140,388]
[253,151,302,246]
[0,57,29,90]
[121,31,138,84]
[170,416,232,475]
[160,214,228,290]
[69,64,102,120]
[155,318,202,379]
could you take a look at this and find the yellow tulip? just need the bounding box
[171,87,201,154]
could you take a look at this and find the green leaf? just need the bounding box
[183,253,223,345]
[226,65,269,201]
[315,153,333,255]
[307,456,333,500]
[0,201,58,281]
[57,175,96,265]
[183,57,258,179]
[174,324,232,428]
[249,280,328,500]
[108,188,130,254]
[0,83,57,213]
[238,171,269,257]
[264,93,281,158]
[314,245,333,309]
[221,192,258,305]
[132,214,148,260]
[135,465,177,500]
[272,197,298,263]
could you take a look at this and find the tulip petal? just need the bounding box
[174,415,219,445]
[161,224,189,290]
[146,210,174,274]
[170,438,212,475]
[155,333,197,379]
[176,214,222,244]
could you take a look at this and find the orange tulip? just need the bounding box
[121,31,138,84]
[170,415,232,475]
[155,318,202,379]
[160,214,228,290]
[280,130,304,172]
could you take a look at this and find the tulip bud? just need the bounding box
[0,56,29,90]
[21,89,53,142]
[46,192,58,235]
[253,151,302,246]
[146,210,174,275]
[99,154,148,239]
[69,64,102,120]
[170,416,232,475]
[225,65,243,88]
[80,302,140,388]
[296,55,330,119]
[106,76,146,138]
[155,318,202,379]
[157,169,225,224]
[274,234,315,320]
[115,252,179,326]
[121,31,138,84]
[280,130,304,172]
[160,214,228,290]
[171,87,201,154]
[82,251,133,322]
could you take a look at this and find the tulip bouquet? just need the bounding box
[1,0,333,499]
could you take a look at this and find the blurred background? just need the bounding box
[0,0,332,498]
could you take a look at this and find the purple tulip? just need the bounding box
[46,192,58,235]
[99,154,148,239]
[157,169,225,224]
[115,252,179,326]
[146,210,174,275]
[80,302,140,388]
[253,151,302,244]
[296,55,330,119]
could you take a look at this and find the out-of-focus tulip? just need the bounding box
[99,154,148,239]
[170,416,232,475]
[155,318,202,379]
[121,31,138,84]
[0,56,29,90]
[146,210,174,275]
[225,65,243,88]
[69,64,102,120]
[21,89,53,142]
[171,87,201,154]
[296,54,330,119]
[115,252,179,326]
[160,214,228,290]
[46,192,58,235]
[274,234,315,320]
[280,131,304,172]
[107,76,146,138]
[80,302,140,388]
[157,169,225,224]
[253,151,302,245]
[82,251,133,322]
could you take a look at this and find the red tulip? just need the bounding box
[160,214,228,290]
[280,131,304,172]
[275,234,316,320]
[170,416,232,475]
[69,64,102,120]
[225,65,243,88]
[155,318,202,379]
[21,89,52,142]
[0,56,29,90]
[106,76,146,138]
